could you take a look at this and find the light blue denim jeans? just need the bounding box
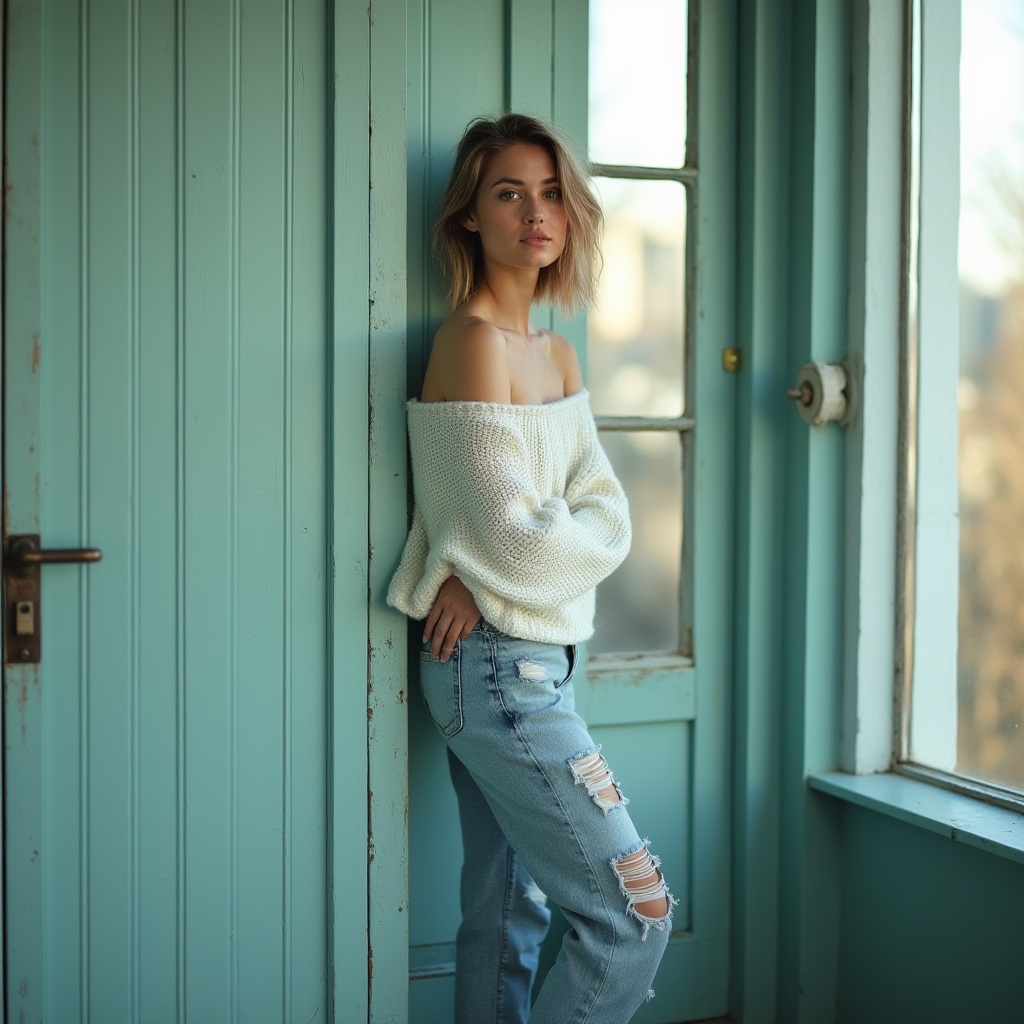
[419,620,673,1024]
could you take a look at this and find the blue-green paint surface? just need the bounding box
[837,805,1024,1024]
[3,2,370,1020]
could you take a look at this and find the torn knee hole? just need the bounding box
[611,842,677,939]
[568,746,627,812]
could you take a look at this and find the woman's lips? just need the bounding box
[521,235,552,245]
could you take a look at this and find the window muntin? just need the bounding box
[901,0,1024,797]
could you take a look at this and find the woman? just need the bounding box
[388,113,673,1024]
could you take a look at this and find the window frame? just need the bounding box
[896,0,1024,812]
[845,0,1024,813]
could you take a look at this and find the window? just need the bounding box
[900,0,1024,800]
[587,0,692,658]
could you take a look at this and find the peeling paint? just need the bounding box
[31,332,40,373]
[6,664,40,743]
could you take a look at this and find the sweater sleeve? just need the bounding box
[416,405,630,611]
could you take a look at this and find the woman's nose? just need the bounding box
[524,202,544,223]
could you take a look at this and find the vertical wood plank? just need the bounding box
[550,0,588,359]
[687,0,737,1015]
[181,3,235,1016]
[777,2,847,1021]
[235,1,288,1018]
[83,0,134,1016]
[3,2,45,1020]
[506,0,554,118]
[286,2,330,1021]
[328,0,371,1019]
[367,0,409,1016]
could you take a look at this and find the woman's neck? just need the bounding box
[472,266,540,338]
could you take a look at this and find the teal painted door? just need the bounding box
[1,2,373,1020]
[406,3,736,1022]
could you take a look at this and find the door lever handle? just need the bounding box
[7,535,102,572]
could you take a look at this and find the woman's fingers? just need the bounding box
[424,575,483,661]
[430,610,455,660]
[423,604,441,643]
[459,616,482,641]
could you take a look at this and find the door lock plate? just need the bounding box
[5,534,42,664]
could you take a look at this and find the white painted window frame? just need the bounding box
[847,0,1024,809]
[844,0,961,771]
[841,0,906,775]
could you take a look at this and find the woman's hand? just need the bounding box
[424,575,481,662]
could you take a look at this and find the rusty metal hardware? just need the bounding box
[5,534,102,664]
[722,347,742,373]
[7,536,102,571]
[786,382,814,406]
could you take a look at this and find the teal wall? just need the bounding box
[837,805,1024,1024]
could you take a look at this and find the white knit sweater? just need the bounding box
[386,389,631,645]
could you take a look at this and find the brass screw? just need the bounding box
[722,347,741,373]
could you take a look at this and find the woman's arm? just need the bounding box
[411,403,630,611]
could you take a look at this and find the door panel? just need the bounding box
[4,2,332,1020]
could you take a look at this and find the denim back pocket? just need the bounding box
[418,648,463,738]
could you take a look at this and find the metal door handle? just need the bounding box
[4,535,102,664]
[7,536,102,571]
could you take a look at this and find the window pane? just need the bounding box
[956,1,1024,791]
[588,0,688,168]
[588,178,686,417]
[591,431,682,655]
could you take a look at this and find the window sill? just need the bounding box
[808,770,1024,866]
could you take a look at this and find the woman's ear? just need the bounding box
[462,209,479,233]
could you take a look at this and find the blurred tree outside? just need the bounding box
[957,173,1024,790]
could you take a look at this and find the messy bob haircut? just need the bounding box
[433,113,603,316]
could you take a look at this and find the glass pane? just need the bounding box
[956,1,1024,791]
[588,0,688,168]
[590,431,682,655]
[588,178,686,417]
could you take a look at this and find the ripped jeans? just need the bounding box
[419,619,673,1024]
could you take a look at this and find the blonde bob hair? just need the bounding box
[434,113,603,315]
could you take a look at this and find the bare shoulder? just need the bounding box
[547,331,584,396]
[421,316,511,403]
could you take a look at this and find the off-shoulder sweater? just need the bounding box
[386,389,631,645]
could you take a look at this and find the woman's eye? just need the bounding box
[498,190,520,201]
[544,189,562,201]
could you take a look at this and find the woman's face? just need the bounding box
[462,143,567,274]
